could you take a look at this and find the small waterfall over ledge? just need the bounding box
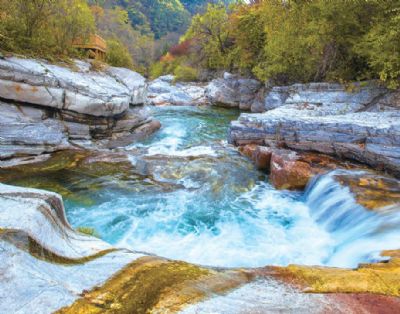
[304,170,400,268]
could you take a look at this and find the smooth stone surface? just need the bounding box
[260,82,389,112]
[0,57,148,117]
[205,72,262,110]
[148,76,207,106]
[0,183,145,314]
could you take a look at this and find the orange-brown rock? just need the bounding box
[334,171,400,210]
[239,144,369,190]
[239,144,272,170]
[270,151,314,190]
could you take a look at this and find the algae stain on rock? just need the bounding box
[56,256,252,314]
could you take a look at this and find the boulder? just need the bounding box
[259,81,389,112]
[0,57,151,116]
[269,150,314,190]
[148,76,208,106]
[239,144,272,170]
[205,72,262,110]
[0,57,160,161]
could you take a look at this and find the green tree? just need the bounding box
[106,38,135,69]
[184,3,234,70]
[355,2,400,88]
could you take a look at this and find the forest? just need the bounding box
[0,0,399,87]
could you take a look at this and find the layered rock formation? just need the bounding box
[148,75,208,106]
[0,57,160,161]
[230,82,400,178]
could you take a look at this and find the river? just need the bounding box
[4,105,400,268]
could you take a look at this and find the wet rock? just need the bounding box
[239,144,364,190]
[148,75,208,106]
[205,72,262,110]
[239,144,272,170]
[334,171,400,210]
[269,150,313,190]
[0,183,146,314]
[268,248,400,297]
[0,183,118,260]
[56,257,250,314]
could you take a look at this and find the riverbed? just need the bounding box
[3,106,400,269]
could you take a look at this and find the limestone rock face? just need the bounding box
[260,82,388,112]
[148,75,207,106]
[205,72,262,110]
[0,57,160,161]
[0,57,149,116]
[230,83,400,178]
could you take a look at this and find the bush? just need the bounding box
[173,65,198,82]
[150,61,166,79]
[106,39,135,69]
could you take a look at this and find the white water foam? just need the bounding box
[105,183,334,268]
[305,171,400,268]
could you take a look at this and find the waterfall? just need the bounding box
[304,170,400,268]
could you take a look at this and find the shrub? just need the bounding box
[174,65,198,82]
[106,39,135,69]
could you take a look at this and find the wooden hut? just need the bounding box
[72,34,107,61]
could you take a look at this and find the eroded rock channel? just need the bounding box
[0,64,399,313]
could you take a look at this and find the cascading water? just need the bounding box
[305,171,400,268]
[6,106,399,269]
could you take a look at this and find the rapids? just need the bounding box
[7,106,400,268]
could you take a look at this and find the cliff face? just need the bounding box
[0,57,160,162]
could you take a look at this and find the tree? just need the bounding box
[356,2,400,88]
[184,3,234,70]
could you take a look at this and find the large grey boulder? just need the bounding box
[0,57,147,117]
[229,83,400,177]
[0,57,160,161]
[205,72,262,110]
[0,100,160,160]
[148,75,207,106]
